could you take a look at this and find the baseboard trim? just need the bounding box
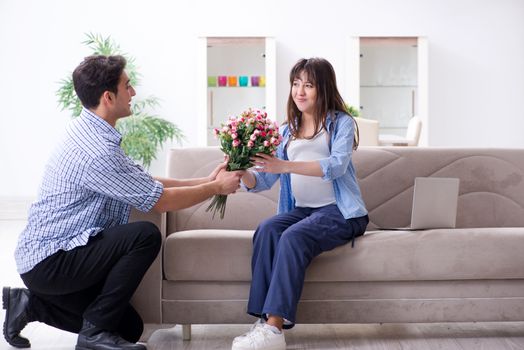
[0,196,33,220]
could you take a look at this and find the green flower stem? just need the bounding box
[206,194,228,220]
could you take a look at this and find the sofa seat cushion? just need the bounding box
[163,227,524,282]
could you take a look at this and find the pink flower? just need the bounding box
[207,108,281,220]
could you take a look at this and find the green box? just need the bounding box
[207,76,217,87]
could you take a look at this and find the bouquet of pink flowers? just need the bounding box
[206,108,282,219]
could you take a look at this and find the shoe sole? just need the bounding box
[3,287,30,348]
[232,345,286,350]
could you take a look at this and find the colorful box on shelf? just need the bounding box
[259,75,266,87]
[218,76,227,87]
[228,76,238,87]
[239,76,248,87]
[207,76,217,87]
[213,75,264,87]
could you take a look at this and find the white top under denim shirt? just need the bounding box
[242,111,368,219]
[15,108,164,274]
[287,129,336,208]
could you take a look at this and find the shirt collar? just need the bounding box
[80,108,122,144]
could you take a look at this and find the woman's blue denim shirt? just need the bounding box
[243,111,368,219]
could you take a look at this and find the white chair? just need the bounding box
[354,117,379,146]
[379,115,422,146]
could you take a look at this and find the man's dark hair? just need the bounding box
[72,55,127,109]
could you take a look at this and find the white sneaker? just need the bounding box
[232,319,265,345]
[231,324,286,350]
[250,318,266,331]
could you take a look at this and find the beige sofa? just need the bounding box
[130,147,524,340]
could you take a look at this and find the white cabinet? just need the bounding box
[197,37,276,146]
[360,37,418,136]
[345,36,428,145]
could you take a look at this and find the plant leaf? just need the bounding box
[56,33,184,168]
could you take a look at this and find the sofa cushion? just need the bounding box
[165,148,524,233]
[163,227,524,282]
[352,148,524,230]
[165,147,279,233]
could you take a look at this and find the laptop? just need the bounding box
[379,177,460,230]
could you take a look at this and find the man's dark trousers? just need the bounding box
[20,221,161,342]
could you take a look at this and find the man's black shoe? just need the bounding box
[76,320,146,350]
[2,287,31,348]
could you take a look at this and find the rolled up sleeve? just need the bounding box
[241,171,280,192]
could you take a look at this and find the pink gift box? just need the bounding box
[218,76,227,87]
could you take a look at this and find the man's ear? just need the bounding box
[101,91,114,106]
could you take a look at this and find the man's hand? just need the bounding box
[207,159,228,182]
[214,169,244,195]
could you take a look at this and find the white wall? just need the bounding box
[1,0,523,197]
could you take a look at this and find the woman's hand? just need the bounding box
[251,153,287,174]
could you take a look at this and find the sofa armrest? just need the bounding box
[129,208,166,323]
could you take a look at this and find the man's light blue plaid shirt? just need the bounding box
[15,108,164,274]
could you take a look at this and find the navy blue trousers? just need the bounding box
[247,204,368,327]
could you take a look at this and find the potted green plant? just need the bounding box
[344,103,360,118]
[56,33,183,168]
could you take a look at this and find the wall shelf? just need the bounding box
[360,85,417,88]
[207,86,265,89]
[345,36,428,144]
[197,37,276,146]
